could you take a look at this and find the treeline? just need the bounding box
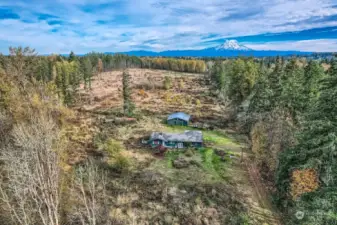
[0,49,207,105]
[141,57,206,73]
[210,56,336,224]
[85,53,207,73]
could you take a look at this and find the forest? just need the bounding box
[209,56,336,225]
[0,47,336,225]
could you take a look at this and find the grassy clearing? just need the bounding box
[198,148,230,180]
[149,147,232,184]
[164,150,180,168]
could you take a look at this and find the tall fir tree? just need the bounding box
[122,70,134,116]
[302,60,325,110]
[248,65,273,114]
[97,58,103,74]
[276,60,337,225]
[82,58,93,89]
[280,58,305,120]
[69,51,76,62]
[268,56,284,109]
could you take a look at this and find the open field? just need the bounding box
[70,68,281,225]
[77,69,228,125]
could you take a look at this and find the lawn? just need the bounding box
[164,125,242,150]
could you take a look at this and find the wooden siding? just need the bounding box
[150,139,163,147]
[167,118,188,126]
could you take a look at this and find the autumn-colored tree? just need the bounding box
[290,169,319,199]
[97,58,103,73]
[187,60,196,73]
[195,60,206,73]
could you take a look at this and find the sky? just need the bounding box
[0,0,337,54]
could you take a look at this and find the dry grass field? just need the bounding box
[67,68,281,225]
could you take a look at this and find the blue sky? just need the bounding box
[0,0,337,54]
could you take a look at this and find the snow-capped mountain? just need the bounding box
[113,39,311,57]
[213,40,252,51]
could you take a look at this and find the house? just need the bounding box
[149,130,203,149]
[167,112,190,126]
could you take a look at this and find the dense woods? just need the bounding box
[209,56,336,225]
[0,46,336,224]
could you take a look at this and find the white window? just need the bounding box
[153,140,160,145]
[177,143,183,148]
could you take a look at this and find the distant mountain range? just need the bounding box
[108,40,313,57]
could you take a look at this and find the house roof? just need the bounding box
[167,112,191,122]
[150,130,203,143]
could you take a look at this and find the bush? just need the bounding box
[98,139,131,172]
[184,148,194,157]
[178,79,185,90]
[163,76,172,90]
[138,89,148,98]
[113,154,130,171]
[105,139,123,156]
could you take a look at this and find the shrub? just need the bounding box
[163,76,172,90]
[113,154,131,171]
[178,79,185,90]
[138,89,148,98]
[195,99,201,106]
[164,92,172,103]
[184,148,194,157]
[105,139,123,156]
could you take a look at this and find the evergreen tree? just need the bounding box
[211,61,227,90]
[82,58,93,89]
[69,51,76,62]
[276,60,337,225]
[97,58,103,73]
[54,60,81,105]
[280,58,305,120]
[122,70,135,116]
[36,58,51,82]
[268,56,284,108]
[228,58,259,104]
[248,66,272,114]
[302,60,325,110]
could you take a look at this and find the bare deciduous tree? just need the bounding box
[6,47,38,86]
[70,159,109,225]
[0,114,62,225]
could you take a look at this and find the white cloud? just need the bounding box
[0,0,337,53]
[245,39,337,52]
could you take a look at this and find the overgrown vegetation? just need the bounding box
[0,47,130,224]
[1,45,336,224]
[210,56,337,224]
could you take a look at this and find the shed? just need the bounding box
[167,112,191,126]
[149,130,203,149]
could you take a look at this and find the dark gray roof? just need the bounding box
[150,130,203,143]
[167,112,191,122]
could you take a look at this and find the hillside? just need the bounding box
[71,68,281,225]
[1,49,335,225]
